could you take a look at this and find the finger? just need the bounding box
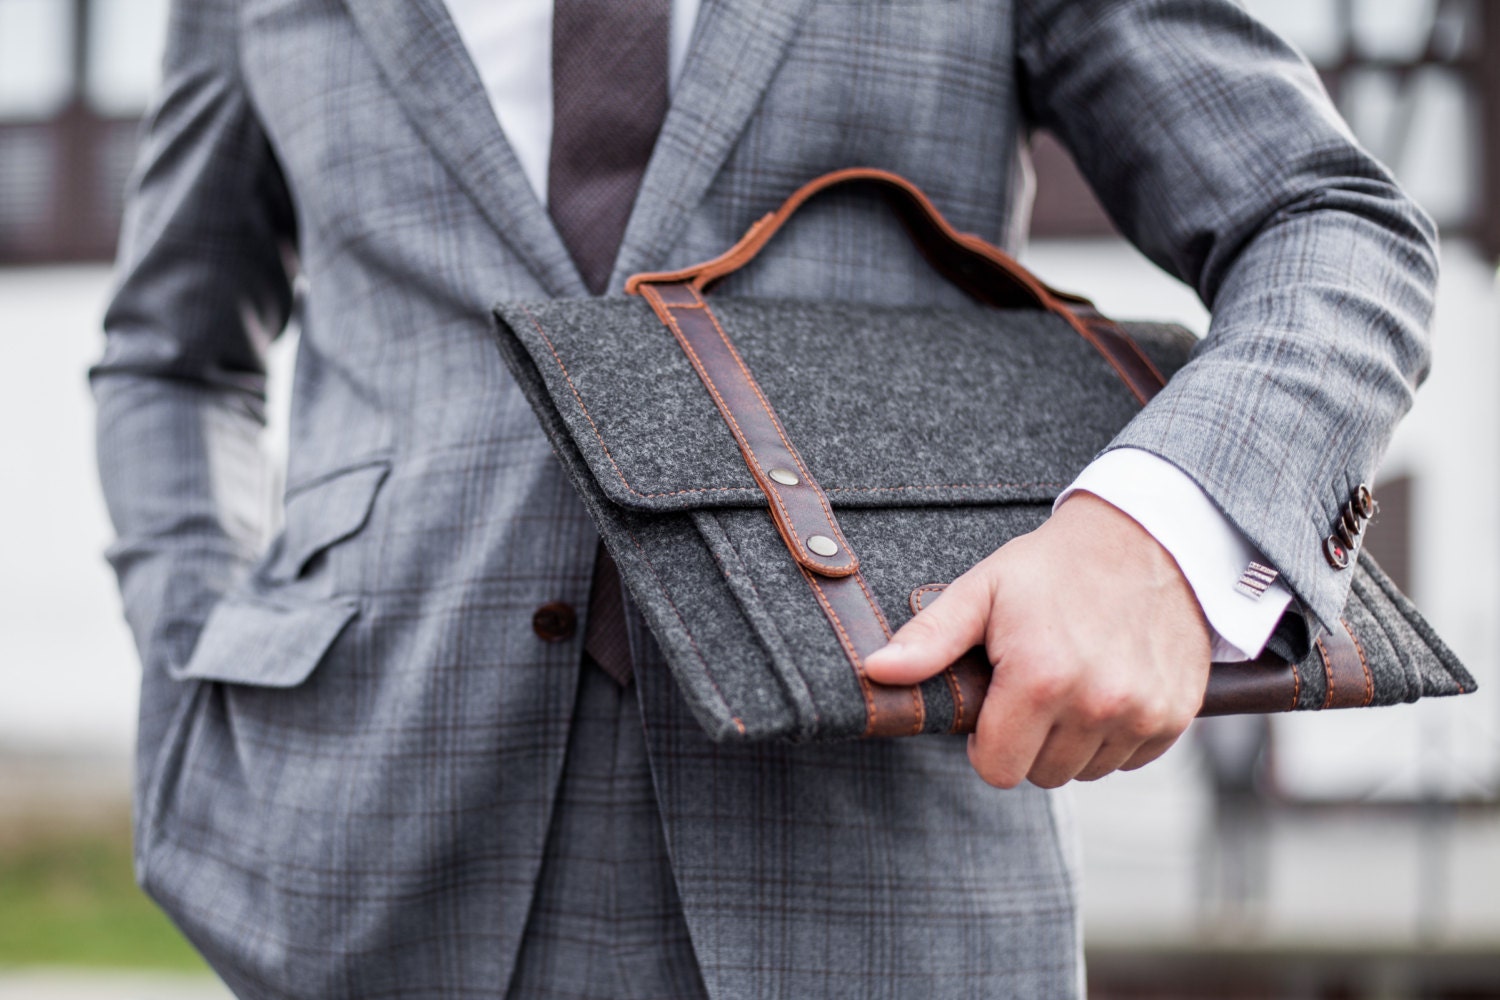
[863,571,994,685]
[1119,733,1181,772]
[1025,724,1108,789]
[1074,738,1144,783]
[966,665,1056,789]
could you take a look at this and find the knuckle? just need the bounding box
[1078,687,1131,727]
[1079,683,1157,731]
[1124,719,1157,744]
[1021,665,1074,708]
[1122,703,1166,741]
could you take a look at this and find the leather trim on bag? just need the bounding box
[913,582,1308,720]
[1317,618,1374,709]
[1195,655,1301,716]
[639,282,859,579]
[807,569,923,738]
[909,584,987,734]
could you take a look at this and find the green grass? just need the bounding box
[0,821,209,971]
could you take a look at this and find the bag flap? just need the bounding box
[494,297,1193,513]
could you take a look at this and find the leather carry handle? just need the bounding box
[627,167,1166,404]
[628,168,1307,732]
[626,166,1047,310]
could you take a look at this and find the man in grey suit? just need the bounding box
[93,0,1435,997]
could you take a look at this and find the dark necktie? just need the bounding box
[549,0,670,684]
[549,0,671,295]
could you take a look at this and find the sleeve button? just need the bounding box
[1323,535,1351,570]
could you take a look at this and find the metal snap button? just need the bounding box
[768,467,800,486]
[806,534,839,557]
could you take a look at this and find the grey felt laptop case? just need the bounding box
[490,169,1473,743]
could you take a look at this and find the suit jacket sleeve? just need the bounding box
[1014,0,1439,642]
[91,0,296,763]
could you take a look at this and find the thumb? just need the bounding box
[863,573,993,686]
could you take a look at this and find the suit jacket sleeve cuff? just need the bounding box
[1055,448,1292,661]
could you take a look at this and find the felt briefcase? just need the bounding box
[491,168,1474,743]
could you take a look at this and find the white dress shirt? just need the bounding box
[441,0,1292,661]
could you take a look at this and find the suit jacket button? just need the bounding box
[1355,483,1377,519]
[532,602,578,642]
[1323,535,1351,570]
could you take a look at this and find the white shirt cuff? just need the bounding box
[1053,448,1293,662]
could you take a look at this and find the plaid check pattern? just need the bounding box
[506,660,706,999]
[93,0,1435,996]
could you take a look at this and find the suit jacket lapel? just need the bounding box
[609,0,815,289]
[340,0,589,298]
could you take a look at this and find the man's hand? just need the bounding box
[863,492,1212,788]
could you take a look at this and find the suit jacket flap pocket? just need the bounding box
[272,458,391,581]
[170,592,360,687]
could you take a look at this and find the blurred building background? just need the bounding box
[0,0,1496,997]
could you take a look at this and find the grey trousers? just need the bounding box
[506,658,709,999]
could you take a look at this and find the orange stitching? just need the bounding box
[1316,636,1334,710]
[524,306,1075,502]
[622,527,741,732]
[830,481,1066,494]
[1102,319,1167,389]
[850,571,921,736]
[713,515,823,727]
[1342,619,1372,708]
[649,292,794,536]
[909,583,948,613]
[905,584,961,731]
[802,568,878,737]
[906,583,969,733]
[944,666,964,734]
[1048,300,1150,406]
[519,305,754,501]
[643,288,817,571]
[1078,312,1168,392]
[1290,657,1301,711]
[852,574,894,641]
[686,286,858,565]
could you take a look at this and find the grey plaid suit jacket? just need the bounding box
[93,0,1436,996]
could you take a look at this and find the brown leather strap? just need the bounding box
[913,582,1307,721]
[636,278,923,737]
[637,282,859,579]
[1061,297,1170,407]
[910,586,993,734]
[1197,655,1301,716]
[1317,618,1374,709]
[808,571,924,738]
